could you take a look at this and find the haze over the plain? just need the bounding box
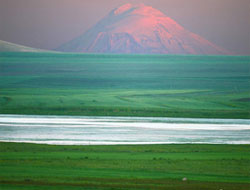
[0,0,249,55]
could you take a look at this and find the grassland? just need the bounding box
[0,142,249,189]
[0,52,249,118]
[0,53,250,189]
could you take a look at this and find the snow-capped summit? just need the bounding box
[57,4,230,55]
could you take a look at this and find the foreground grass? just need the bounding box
[0,142,250,189]
[0,52,250,118]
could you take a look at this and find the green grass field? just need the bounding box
[0,52,249,118]
[1,53,250,190]
[0,142,250,189]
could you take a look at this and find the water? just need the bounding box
[0,114,250,145]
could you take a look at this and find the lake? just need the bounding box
[0,114,250,145]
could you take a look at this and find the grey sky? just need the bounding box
[0,0,249,54]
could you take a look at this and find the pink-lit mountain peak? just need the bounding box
[57,4,230,55]
[110,4,183,37]
[114,3,165,17]
[114,3,133,15]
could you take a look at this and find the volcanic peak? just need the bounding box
[114,3,133,15]
[57,3,230,55]
[113,3,165,17]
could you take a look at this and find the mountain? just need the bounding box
[57,3,230,55]
[0,40,45,52]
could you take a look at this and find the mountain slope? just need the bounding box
[0,40,45,52]
[57,3,230,55]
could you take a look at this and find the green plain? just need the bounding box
[1,53,250,189]
[0,52,249,118]
[0,142,250,189]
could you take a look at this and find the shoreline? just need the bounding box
[1,140,250,146]
[1,112,250,120]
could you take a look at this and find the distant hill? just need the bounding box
[0,40,46,52]
[57,3,231,55]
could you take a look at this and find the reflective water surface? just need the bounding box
[0,114,250,145]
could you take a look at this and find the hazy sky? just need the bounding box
[0,0,249,54]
